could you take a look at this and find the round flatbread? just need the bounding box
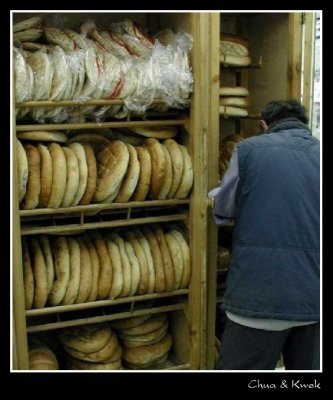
[88,230,112,300]
[30,237,48,309]
[48,236,70,306]
[106,237,124,300]
[21,144,40,210]
[79,144,97,205]
[68,143,88,206]
[74,237,93,304]
[219,87,249,97]
[38,235,54,296]
[21,237,34,310]
[130,146,151,202]
[61,147,80,208]
[144,138,166,200]
[169,230,191,289]
[124,241,141,297]
[94,140,130,203]
[114,143,140,203]
[37,143,53,208]
[17,131,68,143]
[47,143,67,208]
[174,145,193,199]
[163,139,184,199]
[61,237,81,306]
[83,235,100,303]
[16,139,29,203]
[165,232,184,290]
[158,144,173,200]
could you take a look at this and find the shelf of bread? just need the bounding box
[21,212,187,235]
[20,199,190,218]
[16,119,186,132]
[26,302,186,333]
[27,310,191,370]
[26,289,189,317]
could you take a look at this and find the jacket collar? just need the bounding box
[266,117,312,135]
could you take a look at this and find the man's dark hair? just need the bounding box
[261,100,309,125]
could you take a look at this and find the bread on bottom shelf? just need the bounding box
[29,344,59,370]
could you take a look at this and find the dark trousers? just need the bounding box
[216,319,320,370]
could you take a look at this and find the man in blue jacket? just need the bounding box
[209,100,320,370]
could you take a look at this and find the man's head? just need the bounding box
[259,100,309,132]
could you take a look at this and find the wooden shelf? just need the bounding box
[219,113,260,120]
[20,199,190,218]
[26,303,187,333]
[15,98,169,108]
[16,119,186,132]
[21,213,187,236]
[26,289,189,317]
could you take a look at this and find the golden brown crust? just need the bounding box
[80,143,97,205]
[130,146,151,201]
[21,144,41,210]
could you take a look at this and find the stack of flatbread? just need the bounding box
[17,138,97,210]
[219,86,249,118]
[13,17,193,122]
[111,313,173,369]
[21,224,190,309]
[59,323,123,370]
[28,342,59,370]
[220,34,251,67]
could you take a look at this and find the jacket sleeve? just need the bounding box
[208,147,239,225]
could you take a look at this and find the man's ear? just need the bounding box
[260,120,269,132]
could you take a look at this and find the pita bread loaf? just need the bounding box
[123,231,150,295]
[144,138,167,200]
[29,345,59,370]
[141,226,165,293]
[163,139,184,199]
[29,237,48,309]
[16,139,29,203]
[83,235,100,303]
[132,229,155,294]
[153,224,175,292]
[14,29,43,42]
[37,144,52,208]
[158,145,173,200]
[169,230,191,289]
[17,131,68,143]
[14,48,31,103]
[64,330,120,363]
[67,355,122,370]
[38,235,54,296]
[87,231,112,300]
[94,141,130,202]
[220,54,251,67]
[124,241,141,296]
[79,144,97,205]
[129,126,177,139]
[115,143,140,203]
[174,145,193,199]
[220,87,249,97]
[48,236,70,306]
[47,143,67,208]
[22,237,34,310]
[131,146,151,202]
[220,97,249,108]
[118,313,168,336]
[165,232,184,290]
[123,334,173,368]
[219,105,248,117]
[61,237,81,306]
[27,50,53,101]
[111,314,152,330]
[61,147,80,208]
[21,144,40,210]
[68,143,88,206]
[106,237,124,300]
[120,324,168,348]
[59,323,113,353]
[13,17,42,33]
[75,237,93,304]
[220,34,249,56]
[44,27,75,51]
[109,233,132,298]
